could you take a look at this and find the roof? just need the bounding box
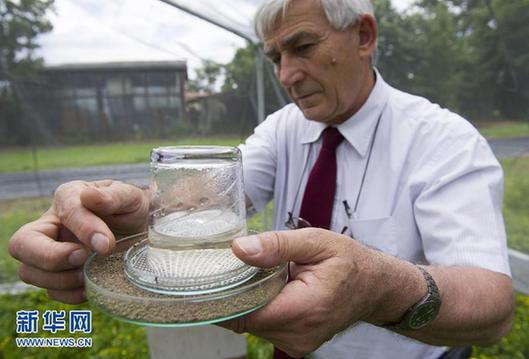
[43,60,187,73]
[185,91,214,102]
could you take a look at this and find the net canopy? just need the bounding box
[0,0,527,224]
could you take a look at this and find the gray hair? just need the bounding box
[254,0,377,63]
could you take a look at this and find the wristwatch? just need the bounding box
[386,266,442,331]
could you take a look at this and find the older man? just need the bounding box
[9,0,513,358]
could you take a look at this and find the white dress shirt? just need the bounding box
[239,71,511,359]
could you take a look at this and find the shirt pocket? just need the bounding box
[348,216,398,256]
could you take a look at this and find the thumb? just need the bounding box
[232,228,339,268]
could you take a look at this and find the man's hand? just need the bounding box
[221,228,409,357]
[8,180,149,304]
[222,229,514,357]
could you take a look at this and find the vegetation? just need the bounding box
[0,0,54,76]
[186,0,529,125]
[501,157,529,253]
[0,288,525,359]
[0,290,149,359]
[0,197,50,283]
[0,137,242,173]
[0,0,55,146]
[478,122,529,139]
[2,121,528,174]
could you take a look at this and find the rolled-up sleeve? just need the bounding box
[413,133,511,276]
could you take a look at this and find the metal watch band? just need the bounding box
[418,266,440,300]
[384,265,442,331]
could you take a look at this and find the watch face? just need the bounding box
[409,302,440,329]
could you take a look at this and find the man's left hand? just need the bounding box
[220,228,394,357]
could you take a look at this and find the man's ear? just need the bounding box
[357,14,378,61]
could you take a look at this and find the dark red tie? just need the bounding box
[299,127,344,229]
[274,127,344,359]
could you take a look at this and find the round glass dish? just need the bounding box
[84,233,287,327]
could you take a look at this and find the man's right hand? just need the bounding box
[8,180,149,304]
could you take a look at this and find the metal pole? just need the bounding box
[255,46,265,125]
[254,46,269,230]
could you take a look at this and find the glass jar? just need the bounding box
[124,146,257,295]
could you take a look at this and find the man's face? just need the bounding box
[264,0,374,125]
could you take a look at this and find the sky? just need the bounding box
[38,0,414,78]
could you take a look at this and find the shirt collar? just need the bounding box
[299,69,390,157]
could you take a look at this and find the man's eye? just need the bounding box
[295,43,315,54]
[271,55,281,65]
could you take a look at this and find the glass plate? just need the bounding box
[83,232,287,327]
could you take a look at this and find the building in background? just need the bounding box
[9,61,188,145]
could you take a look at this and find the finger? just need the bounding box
[57,225,80,243]
[288,262,308,279]
[232,228,342,267]
[53,181,116,254]
[9,222,90,272]
[220,279,309,333]
[47,288,86,305]
[81,181,148,217]
[19,264,84,290]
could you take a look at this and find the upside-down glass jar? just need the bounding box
[124,146,257,295]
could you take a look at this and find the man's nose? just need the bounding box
[277,54,305,88]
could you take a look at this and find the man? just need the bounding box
[9,0,513,358]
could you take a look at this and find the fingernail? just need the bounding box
[234,235,262,256]
[68,249,88,266]
[90,233,109,253]
[96,188,112,201]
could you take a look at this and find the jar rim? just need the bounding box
[151,146,240,163]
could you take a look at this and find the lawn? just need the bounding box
[501,157,529,253]
[0,198,51,283]
[1,121,528,174]
[0,136,243,173]
[478,121,529,140]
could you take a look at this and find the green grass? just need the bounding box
[0,291,527,359]
[0,198,51,283]
[501,157,529,253]
[473,293,529,359]
[1,121,528,174]
[0,137,243,173]
[477,121,529,139]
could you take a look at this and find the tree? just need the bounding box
[0,0,54,146]
[375,0,529,122]
[0,0,54,78]
[373,0,421,91]
[222,44,256,94]
[436,0,529,121]
[187,59,224,93]
[222,42,288,114]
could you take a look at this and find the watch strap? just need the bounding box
[385,265,441,331]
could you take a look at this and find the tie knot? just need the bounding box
[321,127,344,150]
